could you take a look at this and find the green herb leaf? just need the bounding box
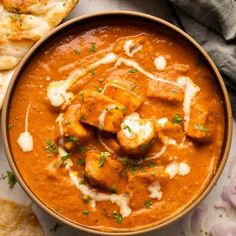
[67,136,79,143]
[98,151,110,168]
[89,42,96,53]
[128,68,137,74]
[6,171,17,188]
[194,124,208,132]
[78,145,87,153]
[64,120,71,125]
[73,49,80,55]
[78,158,85,166]
[97,87,103,93]
[123,125,133,134]
[112,211,123,223]
[61,152,71,161]
[172,114,182,124]
[149,162,156,168]
[82,210,90,216]
[121,106,127,113]
[140,143,149,152]
[80,116,85,122]
[109,185,117,193]
[45,139,58,155]
[90,68,96,77]
[49,222,63,232]
[10,14,20,20]
[7,124,13,130]
[144,201,153,208]
[82,194,91,203]
[79,179,85,185]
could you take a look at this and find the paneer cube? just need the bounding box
[127,166,168,184]
[186,104,211,142]
[85,151,124,190]
[62,104,92,142]
[79,90,124,133]
[103,79,142,114]
[147,80,184,103]
[155,118,184,144]
[126,166,167,209]
[117,113,155,155]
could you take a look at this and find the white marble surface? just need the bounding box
[0,0,235,235]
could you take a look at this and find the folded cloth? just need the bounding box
[169,0,236,115]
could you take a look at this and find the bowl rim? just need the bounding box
[1,10,233,235]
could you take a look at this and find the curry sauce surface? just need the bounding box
[9,21,225,231]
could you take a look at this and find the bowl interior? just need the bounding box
[1,11,232,235]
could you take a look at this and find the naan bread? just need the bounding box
[0,197,44,236]
[0,0,78,107]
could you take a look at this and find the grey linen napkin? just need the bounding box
[169,0,236,115]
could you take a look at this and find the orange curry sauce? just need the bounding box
[9,21,224,231]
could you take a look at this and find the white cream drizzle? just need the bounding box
[47,53,117,107]
[47,146,132,217]
[146,145,167,161]
[165,161,191,179]
[98,132,115,153]
[67,168,131,217]
[154,55,167,71]
[177,77,200,130]
[123,39,143,57]
[156,117,168,128]
[17,103,33,152]
[148,181,163,200]
[56,113,64,136]
[115,57,181,88]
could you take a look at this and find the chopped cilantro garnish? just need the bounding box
[109,185,117,193]
[144,201,153,208]
[194,124,208,132]
[123,125,133,133]
[61,153,71,161]
[112,211,123,223]
[78,158,85,166]
[97,87,103,93]
[45,139,58,155]
[140,143,149,152]
[7,124,13,130]
[79,179,85,185]
[67,136,79,143]
[64,120,71,125]
[82,210,90,216]
[6,171,17,188]
[10,14,20,20]
[98,151,110,168]
[49,222,63,232]
[80,116,85,122]
[121,106,127,113]
[172,114,182,124]
[82,194,91,203]
[73,49,80,55]
[149,162,156,168]
[90,68,96,77]
[89,42,96,53]
[78,145,87,153]
[128,68,137,74]
[129,166,140,174]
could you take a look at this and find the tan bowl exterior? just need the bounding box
[1,11,233,235]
